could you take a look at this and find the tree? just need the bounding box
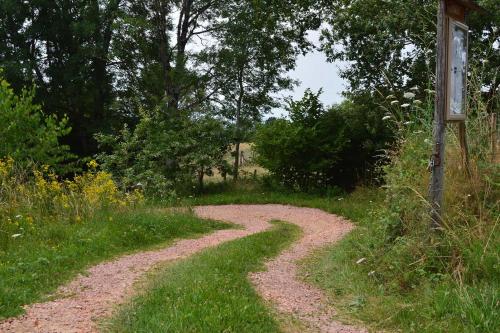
[0,76,72,167]
[0,0,124,156]
[203,0,320,179]
[254,89,393,191]
[96,106,230,196]
[320,0,499,105]
[112,0,232,119]
[0,0,323,164]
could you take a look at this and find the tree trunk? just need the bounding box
[233,66,244,181]
[233,142,240,181]
[152,0,172,106]
[197,167,204,190]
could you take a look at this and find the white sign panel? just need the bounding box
[447,19,468,121]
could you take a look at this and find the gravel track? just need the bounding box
[0,204,365,333]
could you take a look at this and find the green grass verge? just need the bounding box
[302,215,500,333]
[105,221,301,333]
[0,209,230,319]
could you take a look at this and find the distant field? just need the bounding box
[206,143,268,182]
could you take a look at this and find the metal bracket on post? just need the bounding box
[427,144,442,172]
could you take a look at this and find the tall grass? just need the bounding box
[305,72,499,331]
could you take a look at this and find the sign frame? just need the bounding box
[445,18,469,122]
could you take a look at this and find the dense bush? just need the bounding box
[254,90,393,191]
[0,76,72,168]
[96,107,231,198]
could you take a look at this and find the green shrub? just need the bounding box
[96,108,230,198]
[254,89,393,191]
[0,76,72,167]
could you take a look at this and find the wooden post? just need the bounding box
[429,0,447,230]
[459,122,470,175]
[492,113,497,162]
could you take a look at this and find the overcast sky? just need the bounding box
[271,31,348,118]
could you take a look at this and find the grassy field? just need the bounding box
[205,143,268,183]
[0,209,230,319]
[105,221,301,333]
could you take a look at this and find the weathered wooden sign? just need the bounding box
[428,0,483,229]
[446,19,468,121]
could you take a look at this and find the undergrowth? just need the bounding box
[304,84,499,332]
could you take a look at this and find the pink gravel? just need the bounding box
[0,205,365,333]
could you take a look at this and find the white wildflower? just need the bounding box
[401,103,411,108]
[403,121,413,125]
[424,138,431,144]
[390,100,399,105]
[368,270,376,276]
[413,99,422,105]
[403,92,415,99]
[11,234,22,238]
[386,94,396,100]
[382,115,392,121]
[410,86,419,92]
[356,258,367,264]
[338,197,344,201]
[15,215,22,219]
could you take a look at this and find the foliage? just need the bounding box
[107,221,300,333]
[320,0,499,100]
[97,108,231,197]
[0,77,72,168]
[304,81,499,331]
[198,1,319,178]
[0,159,143,242]
[0,0,123,156]
[0,0,320,158]
[253,89,393,191]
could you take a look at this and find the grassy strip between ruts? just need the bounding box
[0,209,230,319]
[104,221,301,333]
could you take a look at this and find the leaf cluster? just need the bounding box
[0,76,73,169]
[254,90,393,191]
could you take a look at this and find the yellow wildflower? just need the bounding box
[87,160,99,170]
